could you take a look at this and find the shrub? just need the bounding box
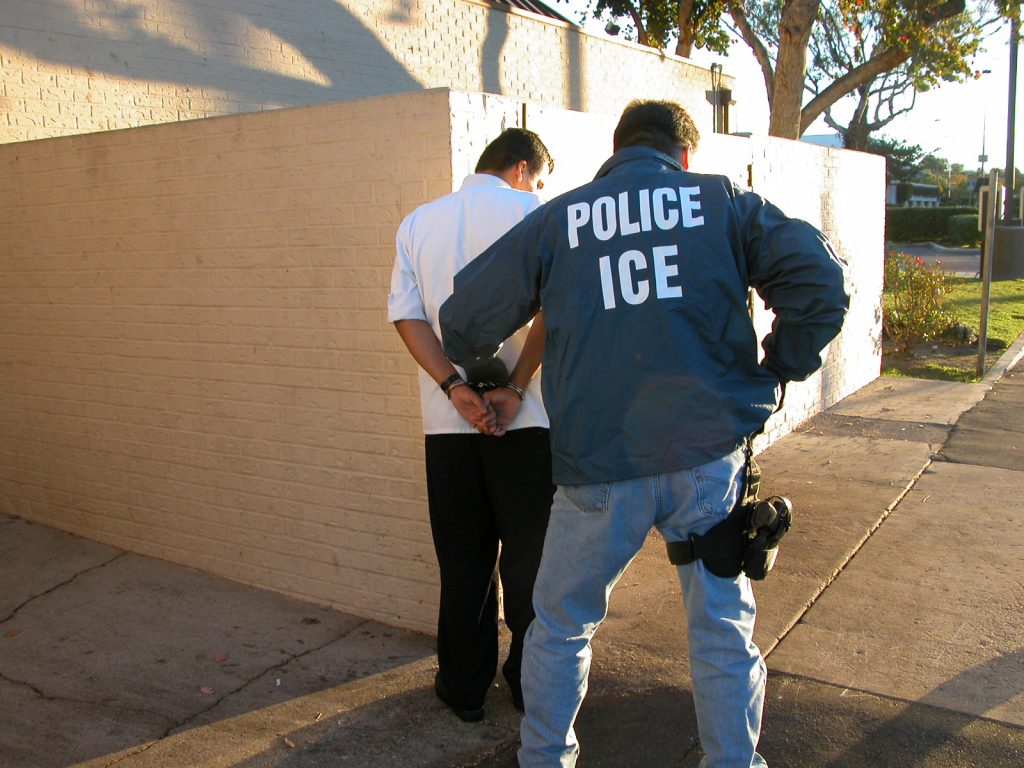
[947,214,981,246]
[885,206,975,242]
[883,252,960,353]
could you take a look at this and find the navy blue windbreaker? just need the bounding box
[440,147,849,485]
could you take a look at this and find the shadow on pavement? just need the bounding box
[763,670,1024,768]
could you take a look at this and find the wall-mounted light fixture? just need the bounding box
[705,63,733,134]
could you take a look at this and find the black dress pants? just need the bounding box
[425,427,554,710]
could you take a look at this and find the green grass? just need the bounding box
[882,363,981,383]
[945,277,1024,346]
[882,277,1024,383]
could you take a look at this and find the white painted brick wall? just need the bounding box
[1,0,731,144]
[0,88,883,633]
[523,119,885,453]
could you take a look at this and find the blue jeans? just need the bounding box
[518,448,768,768]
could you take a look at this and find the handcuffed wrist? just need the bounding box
[504,382,526,400]
[440,373,467,399]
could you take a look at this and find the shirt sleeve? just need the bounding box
[439,208,546,365]
[386,218,428,323]
[735,188,850,383]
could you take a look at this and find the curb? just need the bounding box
[925,241,980,255]
[982,329,1024,385]
[887,242,980,256]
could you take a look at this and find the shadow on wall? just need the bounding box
[482,7,509,97]
[471,3,585,112]
[479,7,587,112]
[7,0,592,114]
[564,15,585,112]
[7,0,421,106]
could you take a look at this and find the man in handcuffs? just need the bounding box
[387,127,556,722]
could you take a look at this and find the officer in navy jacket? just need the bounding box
[440,101,848,768]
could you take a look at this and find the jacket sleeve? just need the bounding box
[439,209,547,366]
[735,189,850,383]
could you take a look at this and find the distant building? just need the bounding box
[887,181,941,208]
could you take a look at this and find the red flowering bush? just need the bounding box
[883,252,959,353]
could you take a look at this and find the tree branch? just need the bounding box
[799,45,910,134]
[627,1,651,46]
[727,1,776,107]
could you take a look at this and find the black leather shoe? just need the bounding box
[434,672,484,723]
[506,680,525,712]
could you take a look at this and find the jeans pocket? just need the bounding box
[691,451,743,520]
[561,482,611,513]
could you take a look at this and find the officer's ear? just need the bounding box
[680,146,690,171]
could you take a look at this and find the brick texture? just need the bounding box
[744,136,885,449]
[0,89,883,633]
[0,89,460,632]
[1,0,732,145]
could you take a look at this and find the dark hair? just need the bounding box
[475,128,554,176]
[613,100,700,156]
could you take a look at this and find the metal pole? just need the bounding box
[978,168,1000,378]
[1004,17,1019,222]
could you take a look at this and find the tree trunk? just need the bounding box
[768,0,820,139]
[843,93,871,151]
[675,0,696,58]
[675,28,695,57]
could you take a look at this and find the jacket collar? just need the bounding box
[594,146,684,180]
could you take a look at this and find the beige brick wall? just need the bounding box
[0,88,882,633]
[1,0,732,145]
[0,88,463,633]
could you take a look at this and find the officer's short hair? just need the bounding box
[475,128,554,176]
[613,100,701,156]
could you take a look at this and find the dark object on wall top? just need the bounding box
[487,0,574,25]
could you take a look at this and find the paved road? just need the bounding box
[889,242,981,277]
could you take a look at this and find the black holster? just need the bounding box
[665,444,792,580]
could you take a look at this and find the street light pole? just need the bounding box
[1004,16,1019,222]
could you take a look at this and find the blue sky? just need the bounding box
[556,1,1021,171]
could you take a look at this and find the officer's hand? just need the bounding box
[483,388,522,437]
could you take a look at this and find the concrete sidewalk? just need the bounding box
[3,341,1024,767]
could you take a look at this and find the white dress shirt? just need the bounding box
[388,173,549,434]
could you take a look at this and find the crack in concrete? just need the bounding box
[763,456,934,660]
[99,617,377,766]
[761,373,1024,740]
[170,616,376,734]
[763,393,972,663]
[0,669,53,701]
[768,669,1024,730]
[0,551,126,625]
[0,668,171,724]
